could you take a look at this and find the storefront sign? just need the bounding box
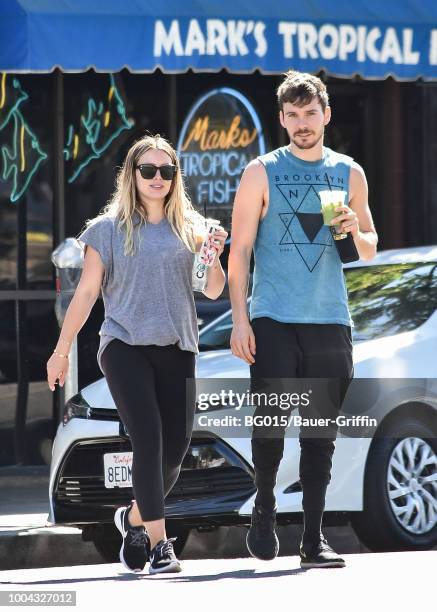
[3,3,437,80]
[177,88,265,221]
[152,17,437,80]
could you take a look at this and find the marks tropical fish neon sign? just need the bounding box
[181,115,258,151]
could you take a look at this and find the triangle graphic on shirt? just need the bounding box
[279,212,294,244]
[276,184,323,214]
[295,213,324,243]
[294,243,327,273]
[299,185,325,214]
[276,182,335,272]
[275,184,301,212]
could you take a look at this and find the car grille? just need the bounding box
[53,437,255,523]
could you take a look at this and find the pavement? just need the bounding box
[0,552,435,611]
[0,465,373,571]
[0,465,103,572]
[0,465,436,611]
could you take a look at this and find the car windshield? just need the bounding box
[346,262,437,341]
[198,262,437,351]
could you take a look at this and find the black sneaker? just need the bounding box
[300,535,346,568]
[114,503,150,572]
[246,505,279,561]
[149,537,182,574]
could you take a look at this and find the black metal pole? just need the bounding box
[53,68,65,427]
[14,192,29,465]
[54,69,65,245]
[167,74,177,146]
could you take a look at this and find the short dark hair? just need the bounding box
[277,70,329,112]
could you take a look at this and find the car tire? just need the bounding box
[91,524,190,563]
[351,417,437,552]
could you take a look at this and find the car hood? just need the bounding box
[196,350,249,378]
[81,317,437,408]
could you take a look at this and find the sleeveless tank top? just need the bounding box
[249,145,354,328]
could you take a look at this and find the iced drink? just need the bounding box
[192,217,220,292]
[319,190,347,238]
[199,222,221,267]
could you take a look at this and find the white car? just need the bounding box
[48,246,437,560]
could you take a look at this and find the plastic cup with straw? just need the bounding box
[319,173,347,240]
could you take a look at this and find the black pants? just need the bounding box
[100,339,196,521]
[250,317,354,534]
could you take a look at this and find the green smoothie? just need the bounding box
[321,201,342,226]
[319,190,347,231]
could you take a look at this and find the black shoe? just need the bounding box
[246,505,279,561]
[300,535,346,568]
[149,537,182,574]
[114,503,150,572]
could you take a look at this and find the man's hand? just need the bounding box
[230,319,256,365]
[331,205,360,237]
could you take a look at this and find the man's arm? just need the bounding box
[335,162,378,261]
[228,159,267,364]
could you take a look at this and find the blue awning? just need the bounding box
[1,0,437,80]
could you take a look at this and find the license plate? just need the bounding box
[104,452,133,488]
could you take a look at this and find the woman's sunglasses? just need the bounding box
[135,163,177,181]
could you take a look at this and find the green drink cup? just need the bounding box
[319,190,347,239]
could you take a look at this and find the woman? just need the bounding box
[47,134,227,574]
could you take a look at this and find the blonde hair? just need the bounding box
[81,133,204,255]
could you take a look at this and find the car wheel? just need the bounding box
[91,524,190,563]
[167,526,191,557]
[91,525,121,563]
[351,417,437,552]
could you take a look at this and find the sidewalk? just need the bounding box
[1,552,436,611]
[0,464,364,570]
[0,465,104,570]
[1,465,435,573]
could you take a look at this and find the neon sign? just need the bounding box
[64,74,134,183]
[0,73,47,203]
[177,88,265,226]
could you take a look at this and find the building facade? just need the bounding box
[1,2,436,465]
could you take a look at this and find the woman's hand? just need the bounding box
[208,227,228,264]
[201,226,228,299]
[47,353,70,391]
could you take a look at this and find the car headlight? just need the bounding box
[63,392,91,425]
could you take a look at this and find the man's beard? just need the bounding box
[290,128,324,150]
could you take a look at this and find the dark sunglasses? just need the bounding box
[135,163,177,181]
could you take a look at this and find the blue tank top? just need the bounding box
[249,145,354,327]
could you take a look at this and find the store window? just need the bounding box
[0,199,17,290]
[0,73,54,290]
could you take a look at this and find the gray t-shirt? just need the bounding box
[78,213,198,374]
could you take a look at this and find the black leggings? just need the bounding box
[250,318,354,535]
[100,339,196,521]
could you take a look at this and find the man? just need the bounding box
[228,70,378,568]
